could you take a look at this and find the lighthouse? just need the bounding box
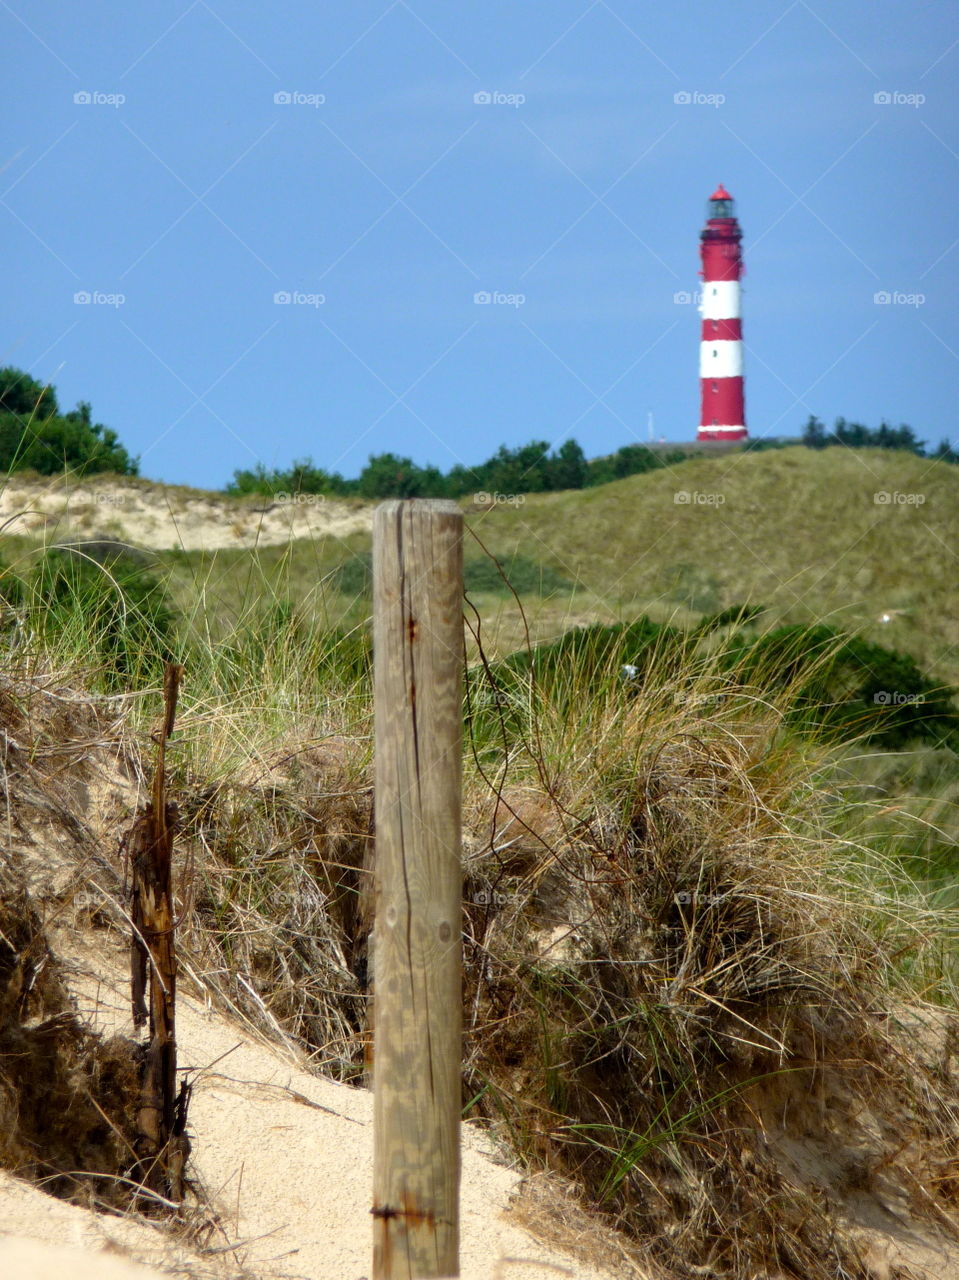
[697,184,747,443]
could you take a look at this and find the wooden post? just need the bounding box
[130,662,190,1202]
[372,499,463,1280]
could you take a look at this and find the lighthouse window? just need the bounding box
[712,320,718,331]
[712,287,717,295]
[712,381,718,392]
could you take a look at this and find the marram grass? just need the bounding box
[1,548,958,1279]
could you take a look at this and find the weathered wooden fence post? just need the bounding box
[130,661,189,1202]
[372,499,463,1280]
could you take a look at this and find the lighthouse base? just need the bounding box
[697,426,748,442]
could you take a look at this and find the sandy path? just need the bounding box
[8,939,623,1280]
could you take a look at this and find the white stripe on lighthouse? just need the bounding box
[700,281,740,320]
[699,340,743,378]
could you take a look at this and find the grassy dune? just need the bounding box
[466,446,959,680]
[127,446,957,677]
[2,448,959,1278]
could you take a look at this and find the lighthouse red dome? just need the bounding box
[709,183,733,201]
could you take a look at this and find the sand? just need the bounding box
[0,1173,207,1280]
[0,933,627,1280]
[0,475,374,550]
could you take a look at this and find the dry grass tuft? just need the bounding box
[457,647,959,1279]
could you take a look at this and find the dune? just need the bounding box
[0,475,373,550]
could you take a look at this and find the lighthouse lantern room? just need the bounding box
[697,184,748,442]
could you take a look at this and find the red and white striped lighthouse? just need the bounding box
[697,184,747,443]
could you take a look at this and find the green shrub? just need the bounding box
[491,613,958,752]
[735,624,958,748]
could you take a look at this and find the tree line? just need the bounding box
[0,365,955,490]
[800,415,957,460]
[226,439,692,500]
[228,417,958,501]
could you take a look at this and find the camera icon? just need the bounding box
[874,491,891,504]
[274,91,292,105]
[73,91,92,105]
[673,491,691,504]
[874,291,891,304]
[73,291,91,304]
[473,91,492,105]
[273,291,292,304]
[873,691,891,705]
[673,91,691,105]
[473,291,491,304]
[874,91,891,105]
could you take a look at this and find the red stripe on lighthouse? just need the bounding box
[701,318,741,341]
[700,378,745,434]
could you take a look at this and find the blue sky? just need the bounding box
[4,1,957,489]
